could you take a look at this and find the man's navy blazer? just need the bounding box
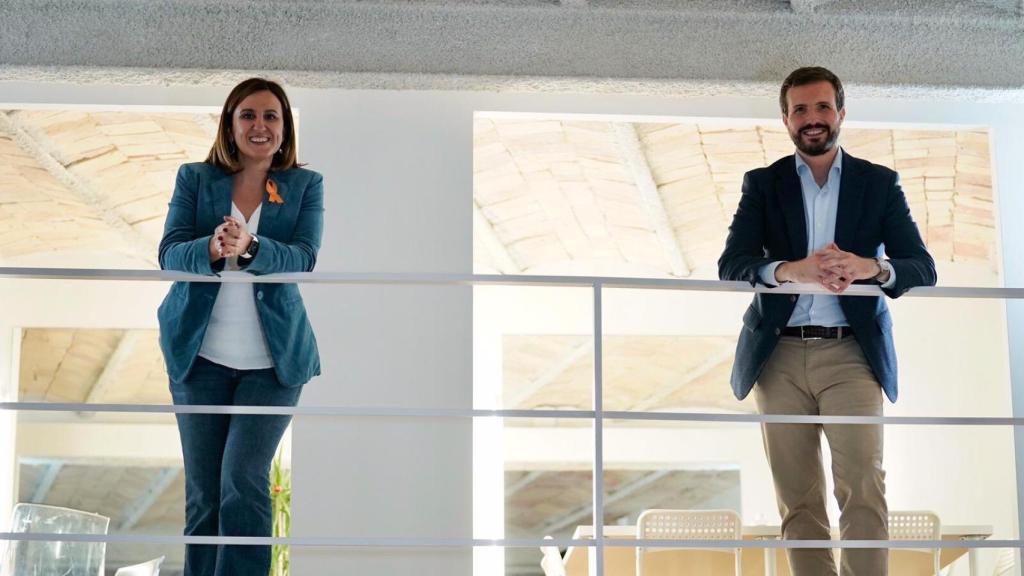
[718,151,936,403]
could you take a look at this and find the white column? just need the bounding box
[992,118,1024,576]
[290,89,474,576]
[0,325,20,527]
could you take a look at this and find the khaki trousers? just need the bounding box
[754,336,888,576]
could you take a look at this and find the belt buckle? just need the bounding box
[801,326,824,340]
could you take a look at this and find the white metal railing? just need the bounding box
[0,532,1015,549]
[4,403,1021,425]
[1,266,1023,297]
[0,267,1021,572]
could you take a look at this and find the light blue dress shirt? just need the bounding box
[759,148,895,327]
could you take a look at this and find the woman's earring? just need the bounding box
[276,147,284,156]
[228,141,237,155]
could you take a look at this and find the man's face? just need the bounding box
[782,80,845,157]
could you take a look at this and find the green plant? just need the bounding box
[269,445,291,576]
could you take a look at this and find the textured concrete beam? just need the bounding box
[980,0,1022,16]
[1,1,1023,90]
[789,0,828,13]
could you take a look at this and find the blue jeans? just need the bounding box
[170,356,302,576]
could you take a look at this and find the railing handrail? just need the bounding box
[0,531,1016,550]
[0,267,1018,299]
[2,402,1020,425]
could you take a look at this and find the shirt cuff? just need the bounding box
[878,259,896,289]
[759,261,785,287]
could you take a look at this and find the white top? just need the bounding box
[198,202,274,370]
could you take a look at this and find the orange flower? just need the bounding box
[266,178,284,204]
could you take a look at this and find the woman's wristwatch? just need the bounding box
[240,234,260,260]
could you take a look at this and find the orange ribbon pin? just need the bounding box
[266,179,284,204]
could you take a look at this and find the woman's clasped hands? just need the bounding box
[210,216,253,260]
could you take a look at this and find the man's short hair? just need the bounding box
[779,67,845,115]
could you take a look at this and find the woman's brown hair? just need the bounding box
[206,77,300,172]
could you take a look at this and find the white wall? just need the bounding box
[0,81,1022,575]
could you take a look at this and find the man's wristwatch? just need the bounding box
[240,234,260,259]
[873,257,891,281]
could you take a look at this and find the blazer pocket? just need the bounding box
[169,282,188,301]
[742,306,762,331]
[278,284,304,304]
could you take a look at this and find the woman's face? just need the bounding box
[231,90,285,165]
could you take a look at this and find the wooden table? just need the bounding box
[563,524,993,576]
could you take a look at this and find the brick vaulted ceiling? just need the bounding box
[474,118,996,279]
[0,110,215,266]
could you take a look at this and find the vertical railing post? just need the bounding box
[592,282,604,576]
[1008,301,1024,575]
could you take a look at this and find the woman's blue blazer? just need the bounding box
[157,162,323,387]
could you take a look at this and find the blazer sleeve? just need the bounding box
[158,165,219,275]
[880,172,937,298]
[245,172,324,274]
[719,172,774,286]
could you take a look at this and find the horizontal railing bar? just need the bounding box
[3,402,1021,426]
[1,402,593,419]
[602,411,1024,426]
[0,532,1015,549]
[0,267,1019,299]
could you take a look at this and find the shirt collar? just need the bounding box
[795,146,843,181]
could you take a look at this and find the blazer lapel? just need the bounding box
[207,170,233,225]
[834,152,865,250]
[776,156,808,258]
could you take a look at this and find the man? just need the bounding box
[718,67,937,575]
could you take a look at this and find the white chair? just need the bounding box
[1,503,110,576]
[888,510,941,576]
[538,535,566,576]
[113,556,164,576]
[636,509,742,576]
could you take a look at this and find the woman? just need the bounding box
[157,77,322,576]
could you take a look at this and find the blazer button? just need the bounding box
[774,328,781,336]
[256,290,264,300]
[790,295,797,302]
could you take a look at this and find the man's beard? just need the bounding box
[790,123,840,156]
